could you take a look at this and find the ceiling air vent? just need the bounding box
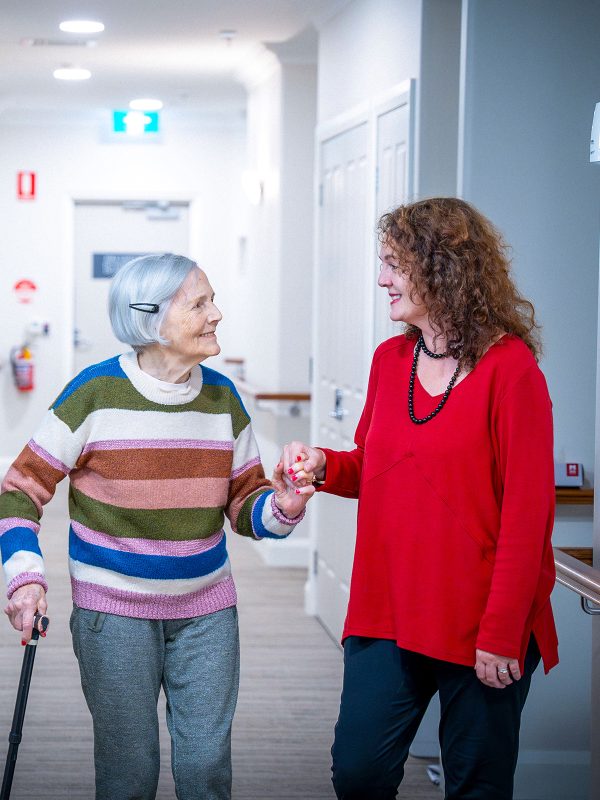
[20,37,96,48]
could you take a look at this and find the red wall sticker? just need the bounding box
[13,279,37,304]
[17,171,36,200]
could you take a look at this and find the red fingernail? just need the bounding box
[41,632,46,638]
[292,476,297,481]
[295,489,300,494]
[296,455,302,461]
[287,469,294,475]
[21,639,26,646]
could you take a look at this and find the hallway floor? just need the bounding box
[0,485,440,799]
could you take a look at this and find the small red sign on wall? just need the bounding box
[17,171,36,200]
[13,279,37,304]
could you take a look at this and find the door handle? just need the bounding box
[329,388,348,421]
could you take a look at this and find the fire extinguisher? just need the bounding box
[10,346,34,392]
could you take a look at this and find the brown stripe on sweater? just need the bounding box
[6,447,66,495]
[75,448,233,480]
[226,463,272,530]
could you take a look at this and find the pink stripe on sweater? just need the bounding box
[82,439,234,454]
[0,517,40,536]
[7,572,48,599]
[28,439,70,474]
[71,575,237,619]
[231,457,261,480]
[69,473,229,509]
[1,466,53,517]
[71,520,225,556]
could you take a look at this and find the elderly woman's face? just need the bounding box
[377,242,427,326]
[160,267,222,363]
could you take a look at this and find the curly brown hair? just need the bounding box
[378,197,542,369]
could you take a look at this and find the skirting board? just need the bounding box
[253,537,310,569]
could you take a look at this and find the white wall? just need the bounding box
[0,113,246,466]
[317,0,422,122]
[233,55,317,566]
[236,65,283,388]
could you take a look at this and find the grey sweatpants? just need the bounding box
[70,605,240,800]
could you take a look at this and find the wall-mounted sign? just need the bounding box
[112,111,160,135]
[13,278,37,303]
[17,172,36,200]
[93,253,147,279]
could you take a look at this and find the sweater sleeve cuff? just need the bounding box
[270,492,306,525]
[7,572,48,600]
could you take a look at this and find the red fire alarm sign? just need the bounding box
[17,172,36,200]
[13,279,37,304]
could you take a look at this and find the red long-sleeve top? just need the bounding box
[319,334,558,673]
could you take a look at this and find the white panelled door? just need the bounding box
[312,122,371,642]
[73,201,190,373]
[374,97,411,347]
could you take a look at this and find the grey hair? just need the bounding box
[109,253,197,351]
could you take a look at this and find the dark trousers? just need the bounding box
[331,636,541,800]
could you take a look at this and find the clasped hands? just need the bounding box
[271,440,325,519]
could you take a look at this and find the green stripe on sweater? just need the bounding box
[53,376,250,437]
[0,491,40,524]
[69,486,225,541]
[235,488,271,538]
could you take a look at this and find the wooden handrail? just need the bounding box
[557,547,593,566]
[235,379,311,403]
[555,487,593,505]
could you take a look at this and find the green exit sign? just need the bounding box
[113,110,160,134]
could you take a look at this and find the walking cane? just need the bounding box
[1,613,49,800]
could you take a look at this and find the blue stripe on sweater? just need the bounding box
[53,356,128,409]
[68,527,228,579]
[250,490,284,539]
[1,527,42,564]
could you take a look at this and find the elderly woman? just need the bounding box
[284,198,558,800]
[1,253,308,800]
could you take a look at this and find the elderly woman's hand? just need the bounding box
[4,583,47,643]
[475,649,521,689]
[271,461,315,519]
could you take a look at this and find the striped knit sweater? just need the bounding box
[0,352,303,619]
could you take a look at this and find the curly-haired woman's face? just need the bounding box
[378,243,428,326]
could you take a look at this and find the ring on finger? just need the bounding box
[497,667,509,674]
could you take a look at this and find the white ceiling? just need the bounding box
[0,1,335,118]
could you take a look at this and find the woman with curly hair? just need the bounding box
[281,197,558,799]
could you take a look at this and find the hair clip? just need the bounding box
[129,303,159,313]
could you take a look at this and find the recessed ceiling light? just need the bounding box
[219,29,237,42]
[59,20,104,34]
[129,98,163,111]
[53,66,92,81]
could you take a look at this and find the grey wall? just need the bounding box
[461,0,600,489]
[461,2,600,796]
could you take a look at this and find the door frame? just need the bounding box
[305,81,416,620]
[64,191,200,382]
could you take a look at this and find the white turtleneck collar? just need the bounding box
[119,351,203,405]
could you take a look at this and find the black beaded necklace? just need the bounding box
[408,335,461,425]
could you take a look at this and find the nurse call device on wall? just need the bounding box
[554,462,584,487]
